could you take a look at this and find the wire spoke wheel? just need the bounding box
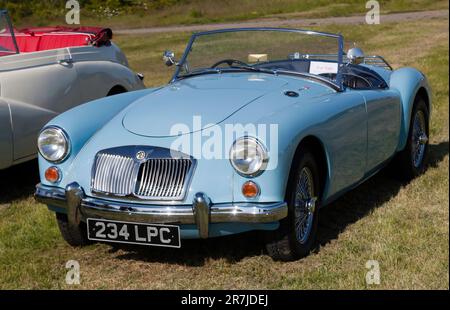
[411,110,428,168]
[394,98,430,180]
[294,167,315,244]
[265,149,320,261]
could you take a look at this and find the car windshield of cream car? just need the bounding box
[172,28,344,89]
[0,11,18,56]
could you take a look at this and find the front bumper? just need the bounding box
[35,182,287,239]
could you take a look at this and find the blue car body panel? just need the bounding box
[389,67,432,150]
[38,64,430,238]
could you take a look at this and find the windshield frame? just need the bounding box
[0,10,19,56]
[171,27,344,91]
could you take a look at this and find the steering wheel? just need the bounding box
[211,59,249,68]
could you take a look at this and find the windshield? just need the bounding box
[0,10,18,57]
[175,28,343,89]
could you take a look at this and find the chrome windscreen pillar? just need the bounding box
[193,192,211,239]
[65,182,84,227]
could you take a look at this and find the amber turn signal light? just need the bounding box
[242,181,260,199]
[45,166,61,183]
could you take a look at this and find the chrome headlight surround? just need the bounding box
[37,126,70,163]
[229,136,269,178]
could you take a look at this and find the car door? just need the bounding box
[360,89,402,171]
[341,66,402,172]
[0,98,13,169]
[322,90,368,197]
[1,48,81,161]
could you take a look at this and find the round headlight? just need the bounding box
[37,126,70,163]
[230,137,269,177]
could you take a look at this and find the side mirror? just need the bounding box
[163,50,177,66]
[347,47,365,65]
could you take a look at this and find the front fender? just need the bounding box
[38,88,160,180]
[389,67,431,151]
[226,90,367,205]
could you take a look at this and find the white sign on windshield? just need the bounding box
[309,61,339,75]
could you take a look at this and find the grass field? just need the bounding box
[10,0,450,29]
[0,16,448,289]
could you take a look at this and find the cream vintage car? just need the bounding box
[0,10,145,169]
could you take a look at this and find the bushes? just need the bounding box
[1,0,63,21]
[0,0,187,22]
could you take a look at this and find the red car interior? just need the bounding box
[0,26,112,54]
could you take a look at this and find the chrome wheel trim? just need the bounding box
[411,110,428,168]
[294,167,316,244]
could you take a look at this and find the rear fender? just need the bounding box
[389,67,431,151]
[74,61,146,102]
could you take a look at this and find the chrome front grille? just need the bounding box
[135,159,193,199]
[91,147,195,201]
[91,154,136,196]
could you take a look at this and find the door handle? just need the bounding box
[58,58,73,64]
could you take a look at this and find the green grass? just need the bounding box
[0,17,448,289]
[9,0,450,29]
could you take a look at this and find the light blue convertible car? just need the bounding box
[35,28,431,260]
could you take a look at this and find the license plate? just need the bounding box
[87,218,181,248]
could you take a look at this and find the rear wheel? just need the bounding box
[266,149,320,261]
[395,98,430,180]
[56,213,90,247]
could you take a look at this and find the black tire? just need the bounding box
[266,148,320,261]
[56,213,90,247]
[394,97,430,180]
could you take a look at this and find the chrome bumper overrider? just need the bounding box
[35,183,288,239]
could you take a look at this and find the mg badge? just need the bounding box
[136,151,146,160]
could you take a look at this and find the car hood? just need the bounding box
[122,73,288,137]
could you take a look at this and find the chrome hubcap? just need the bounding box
[412,111,428,168]
[294,167,316,244]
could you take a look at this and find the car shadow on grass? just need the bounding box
[108,231,266,267]
[317,140,448,247]
[111,141,449,266]
[0,159,39,205]
[0,142,447,265]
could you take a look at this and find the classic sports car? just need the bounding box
[0,10,145,169]
[35,28,431,261]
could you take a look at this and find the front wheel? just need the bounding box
[265,149,320,261]
[56,213,90,247]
